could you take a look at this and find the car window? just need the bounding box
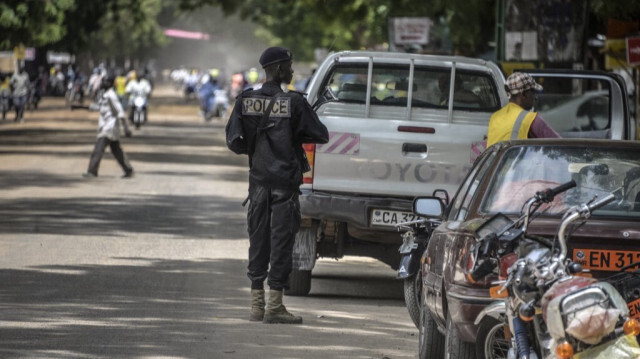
[531,76,612,139]
[323,64,501,112]
[481,145,640,218]
[448,150,497,221]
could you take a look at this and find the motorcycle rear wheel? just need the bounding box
[134,111,142,129]
[403,273,421,328]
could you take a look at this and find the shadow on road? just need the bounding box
[0,258,413,359]
[0,194,247,240]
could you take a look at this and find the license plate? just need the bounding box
[572,249,640,272]
[629,298,640,320]
[370,209,420,227]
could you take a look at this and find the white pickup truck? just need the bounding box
[289,50,634,296]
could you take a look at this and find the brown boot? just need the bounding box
[263,290,303,324]
[249,289,265,321]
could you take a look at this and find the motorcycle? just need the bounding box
[129,92,148,129]
[27,80,41,111]
[65,81,84,108]
[396,190,448,328]
[469,181,640,359]
[1,88,11,120]
[200,86,229,121]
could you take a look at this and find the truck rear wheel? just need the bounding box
[285,269,311,296]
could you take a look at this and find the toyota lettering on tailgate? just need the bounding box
[573,249,640,271]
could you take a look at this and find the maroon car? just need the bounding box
[416,139,640,359]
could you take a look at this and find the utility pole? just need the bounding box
[495,0,505,62]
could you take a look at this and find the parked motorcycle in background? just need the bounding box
[468,181,640,359]
[396,190,448,328]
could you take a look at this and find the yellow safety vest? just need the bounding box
[0,77,9,90]
[115,76,127,96]
[487,102,537,147]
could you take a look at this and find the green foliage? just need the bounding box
[77,0,166,63]
[590,0,640,21]
[184,0,495,60]
[2,0,638,64]
[0,0,74,50]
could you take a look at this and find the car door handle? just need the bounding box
[402,143,427,153]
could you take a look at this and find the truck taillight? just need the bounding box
[303,144,315,184]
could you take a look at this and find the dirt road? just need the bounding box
[0,87,419,359]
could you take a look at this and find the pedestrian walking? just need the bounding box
[83,74,134,178]
[225,47,329,324]
[487,72,560,147]
[10,66,30,122]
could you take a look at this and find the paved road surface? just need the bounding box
[0,87,419,359]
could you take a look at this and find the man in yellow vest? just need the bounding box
[487,72,559,147]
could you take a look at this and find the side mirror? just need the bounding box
[413,197,445,218]
[311,86,338,111]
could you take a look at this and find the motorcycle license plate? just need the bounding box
[572,249,640,272]
[370,209,420,227]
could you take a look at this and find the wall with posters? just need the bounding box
[503,0,586,63]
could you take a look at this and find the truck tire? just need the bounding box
[445,311,477,359]
[285,269,311,296]
[476,317,509,359]
[418,304,444,359]
[403,273,421,328]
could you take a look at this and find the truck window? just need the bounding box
[323,64,500,112]
[416,69,500,111]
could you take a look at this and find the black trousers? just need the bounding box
[247,184,301,291]
[87,137,133,175]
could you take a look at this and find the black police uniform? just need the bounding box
[226,78,328,291]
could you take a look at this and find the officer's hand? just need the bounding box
[125,129,132,138]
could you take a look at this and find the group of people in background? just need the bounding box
[0,66,44,122]
[166,65,312,123]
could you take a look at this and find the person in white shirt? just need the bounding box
[124,71,152,123]
[10,66,30,122]
[83,74,134,178]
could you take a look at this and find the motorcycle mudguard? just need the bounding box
[474,300,506,325]
[397,251,421,279]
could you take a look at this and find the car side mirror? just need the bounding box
[413,197,445,218]
[311,86,338,111]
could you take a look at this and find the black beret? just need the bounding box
[259,46,293,68]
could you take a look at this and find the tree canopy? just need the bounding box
[0,0,74,50]
[1,0,638,63]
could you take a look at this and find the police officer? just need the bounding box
[487,72,560,147]
[225,47,329,324]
